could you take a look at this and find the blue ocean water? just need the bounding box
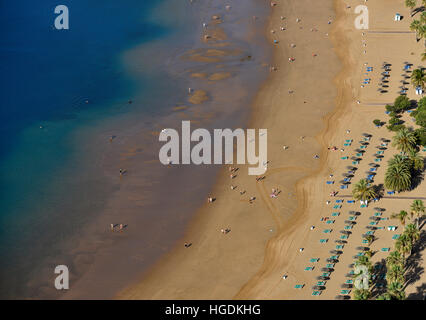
[0,0,172,297]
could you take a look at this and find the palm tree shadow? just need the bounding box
[404,230,426,297]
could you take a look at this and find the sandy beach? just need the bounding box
[119,0,426,300]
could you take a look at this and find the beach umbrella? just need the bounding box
[345,220,356,225]
[366,226,377,231]
[321,267,334,272]
[330,250,343,254]
[340,230,351,235]
[356,246,368,251]
[362,133,371,137]
[312,285,325,290]
[341,284,353,289]
[326,258,339,263]
[374,207,385,211]
[348,211,359,215]
[335,240,347,244]
[316,276,329,280]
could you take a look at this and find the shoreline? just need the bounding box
[118,0,341,299]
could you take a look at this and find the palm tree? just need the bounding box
[353,288,370,300]
[395,234,413,259]
[352,179,377,203]
[410,19,422,40]
[404,224,420,250]
[387,264,405,283]
[411,68,425,89]
[407,150,424,171]
[388,154,411,170]
[386,251,404,267]
[392,128,417,154]
[410,199,425,228]
[365,234,375,246]
[405,0,416,11]
[387,281,406,300]
[377,293,392,300]
[384,165,412,192]
[391,210,409,225]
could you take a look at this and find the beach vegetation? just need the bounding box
[353,288,370,300]
[410,199,425,228]
[395,233,413,258]
[387,281,406,300]
[392,127,417,154]
[385,164,412,191]
[352,179,377,202]
[394,95,411,112]
[411,68,425,89]
[391,210,409,225]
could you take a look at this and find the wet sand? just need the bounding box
[119,0,425,300]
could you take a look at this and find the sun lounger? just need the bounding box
[330,255,339,260]
[336,200,343,203]
[340,235,348,239]
[362,239,368,244]
[347,200,355,204]
[381,248,390,252]
[369,221,378,226]
[340,185,348,189]
[345,139,353,143]
[343,143,351,147]
[326,181,334,184]
[343,178,351,182]
[333,205,341,209]
[349,216,357,221]
[344,225,353,230]
[326,220,335,224]
[341,290,351,295]
[322,272,331,277]
[317,281,326,286]
[312,291,321,296]
[326,263,335,268]
[332,212,340,217]
[366,231,375,235]
[356,153,363,157]
[352,161,359,165]
[295,284,305,289]
[369,168,377,172]
[374,212,382,216]
[320,239,328,243]
[310,258,320,263]
[387,191,395,195]
[392,234,400,240]
[345,279,353,284]
[360,204,367,208]
[323,229,332,233]
[341,156,349,159]
[336,245,344,249]
[374,158,382,162]
[305,266,314,271]
[360,145,367,149]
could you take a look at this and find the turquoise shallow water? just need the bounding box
[0,0,270,298]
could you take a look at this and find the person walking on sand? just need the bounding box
[110,224,114,231]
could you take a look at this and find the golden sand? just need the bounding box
[119,0,425,300]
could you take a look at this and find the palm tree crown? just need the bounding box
[352,179,377,201]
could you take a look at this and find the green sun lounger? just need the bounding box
[392,234,400,240]
[333,205,341,209]
[345,279,353,284]
[374,158,382,162]
[326,220,335,224]
[320,239,328,243]
[295,284,304,289]
[345,139,353,143]
[323,229,332,233]
[336,245,344,250]
[343,143,350,147]
[381,248,390,252]
[341,289,351,295]
[332,212,340,217]
[312,291,321,296]
[310,258,320,263]
[304,266,314,271]
[322,272,331,277]
[341,156,349,160]
[340,235,348,239]
[344,225,353,230]
[349,216,357,221]
[366,231,374,235]
[369,221,378,226]
[374,212,382,216]
[360,204,367,208]
[356,153,363,157]
[360,145,367,149]
[362,239,368,244]
[330,255,339,260]
[326,263,335,268]
[317,281,326,286]
[352,161,359,165]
